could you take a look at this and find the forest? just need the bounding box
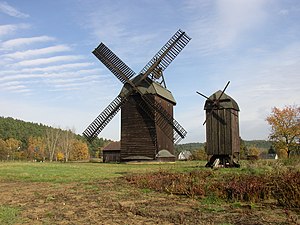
[0,116,110,161]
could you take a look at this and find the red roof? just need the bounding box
[103,141,120,151]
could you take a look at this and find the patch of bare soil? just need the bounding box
[0,179,299,225]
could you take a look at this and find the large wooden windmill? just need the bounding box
[83,29,191,161]
[197,82,240,167]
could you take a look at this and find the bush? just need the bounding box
[191,148,207,161]
[222,174,272,202]
[126,169,300,208]
[272,171,300,208]
[126,170,213,198]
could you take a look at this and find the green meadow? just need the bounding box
[0,161,204,183]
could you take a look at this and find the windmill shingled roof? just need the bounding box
[149,82,176,104]
[120,75,176,104]
[204,90,239,111]
[103,141,120,151]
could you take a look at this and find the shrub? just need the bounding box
[272,170,300,208]
[222,174,272,202]
[126,169,300,208]
[126,170,213,198]
[191,148,207,161]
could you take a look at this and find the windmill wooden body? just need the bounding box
[120,81,176,160]
[83,30,191,162]
[197,82,240,167]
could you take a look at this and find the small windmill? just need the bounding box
[83,29,191,162]
[197,81,240,167]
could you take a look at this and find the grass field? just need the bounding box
[0,161,205,182]
[0,160,299,224]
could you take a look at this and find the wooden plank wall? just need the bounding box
[231,110,240,154]
[206,109,239,156]
[121,95,156,160]
[120,94,175,160]
[103,151,121,163]
[155,96,174,154]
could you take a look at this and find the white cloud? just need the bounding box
[46,75,99,85]
[0,80,21,87]
[0,24,30,37]
[0,1,29,18]
[0,80,30,93]
[4,84,26,91]
[16,55,83,67]
[0,74,45,82]
[0,63,98,77]
[4,45,71,59]
[20,62,95,73]
[1,36,55,49]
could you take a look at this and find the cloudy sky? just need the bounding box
[0,0,299,143]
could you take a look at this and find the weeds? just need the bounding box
[126,167,300,208]
[272,170,300,208]
[223,173,272,202]
[126,170,212,198]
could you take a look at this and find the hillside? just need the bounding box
[0,116,109,159]
[0,117,50,143]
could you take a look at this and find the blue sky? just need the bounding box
[0,0,299,143]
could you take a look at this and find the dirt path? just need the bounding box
[0,179,298,224]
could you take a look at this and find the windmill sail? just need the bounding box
[139,29,191,81]
[93,43,136,84]
[83,96,127,141]
[84,29,190,146]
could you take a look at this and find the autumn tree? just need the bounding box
[239,138,248,159]
[27,137,46,161]
[0,139,8,160]
[45,127,61,162]
[5,138,21,160]
[247,146,260,157]
[59,128,75,162]
[0,138,21,160]
[266,105,300,158]
[192,148,207,160]
[70,139,89,161]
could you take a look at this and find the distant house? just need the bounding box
[103,141,121,163]
[178,150,192,161]
[259,152,278,160]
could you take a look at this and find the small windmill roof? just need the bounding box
[103,141,120,151]
[156,149,175,158]
[204,90,239,111]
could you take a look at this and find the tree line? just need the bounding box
[1,105,299,161]
[175,139,272,158]
[0,117,110,161]
[175,105,300,159]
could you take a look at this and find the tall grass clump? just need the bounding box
[222,173,272,202]
[126,165,300,208]
[126,170,213,198]
[272,170,300,208]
